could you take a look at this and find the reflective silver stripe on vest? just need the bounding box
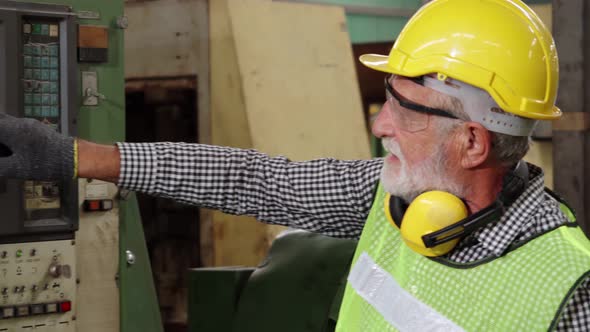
[348,252,465,332]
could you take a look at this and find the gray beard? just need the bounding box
[380,139,464,202]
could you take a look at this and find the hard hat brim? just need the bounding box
[358,53,562,120]
[359,54,396,74]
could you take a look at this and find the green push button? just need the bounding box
[32,24,41,34]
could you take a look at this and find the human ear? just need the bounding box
[457,122,492,169]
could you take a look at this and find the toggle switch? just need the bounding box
[82,71,105,106]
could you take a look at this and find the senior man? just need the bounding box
[0,0,589,330]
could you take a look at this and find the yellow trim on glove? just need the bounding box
[73,139,78,179]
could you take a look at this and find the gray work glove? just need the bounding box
[0,113,75,181]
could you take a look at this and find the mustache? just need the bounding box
[382,138,402,157]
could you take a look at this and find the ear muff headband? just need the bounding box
[421,200,503,249]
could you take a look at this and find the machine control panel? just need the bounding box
[0,1,78,241]
[0,240,75,330]
[0,2,79,331]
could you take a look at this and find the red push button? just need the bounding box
[83,199,114,212]
[59,301,71,313]
[83,200,101,211]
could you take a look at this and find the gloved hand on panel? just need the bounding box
[0,113,76,181]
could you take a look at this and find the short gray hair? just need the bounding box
[433,93,530,166]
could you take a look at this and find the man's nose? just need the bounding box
[371,103,395,138]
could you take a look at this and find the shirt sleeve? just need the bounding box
[116,142,382,239]
[555,277,590,331]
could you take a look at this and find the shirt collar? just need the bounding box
[472,163,546,257]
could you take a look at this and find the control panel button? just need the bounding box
[15,249,22,258]
[16,305,29,317]
[58,301,71,313]
[0,300,71,319]
[45,303,57,313]
[2,307,15,318]
[30,304,44,315]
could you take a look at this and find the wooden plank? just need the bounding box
[524,142,553,189]
[208,0,371,267]
[209,0,271,267]
[228,0,371,161]
[210,0,252,149]
[552,112,590,131]
[194,0,216,268]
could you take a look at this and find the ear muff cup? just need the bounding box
[385,191,468,257]
[384,193,406,229]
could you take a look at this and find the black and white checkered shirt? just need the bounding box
[116,142,590,331]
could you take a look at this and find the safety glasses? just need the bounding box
[384,76,459,132]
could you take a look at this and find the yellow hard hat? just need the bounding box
[360,0,561,120]
[400,191,468,257]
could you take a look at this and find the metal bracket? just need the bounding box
[82,71,106,106]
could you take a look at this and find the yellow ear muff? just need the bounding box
[399,191,468,257]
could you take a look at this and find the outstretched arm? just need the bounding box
[77,139,121,183]
[114,142,382,238]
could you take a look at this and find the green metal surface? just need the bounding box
[302,0,422,43]
[230,231,356,332]
[347,15,409,44]
[305,0,550,43]
[120,192,164,332]
[13,1,162,331]
[188,267,255,332]
[188,231,357,332]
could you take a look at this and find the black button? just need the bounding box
[30,304,44,315]
[16,305,29,317]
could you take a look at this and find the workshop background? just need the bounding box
[0,0,587,331]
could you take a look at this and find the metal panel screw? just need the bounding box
[125,250,136,265]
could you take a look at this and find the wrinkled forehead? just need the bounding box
[389,75,454,110]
